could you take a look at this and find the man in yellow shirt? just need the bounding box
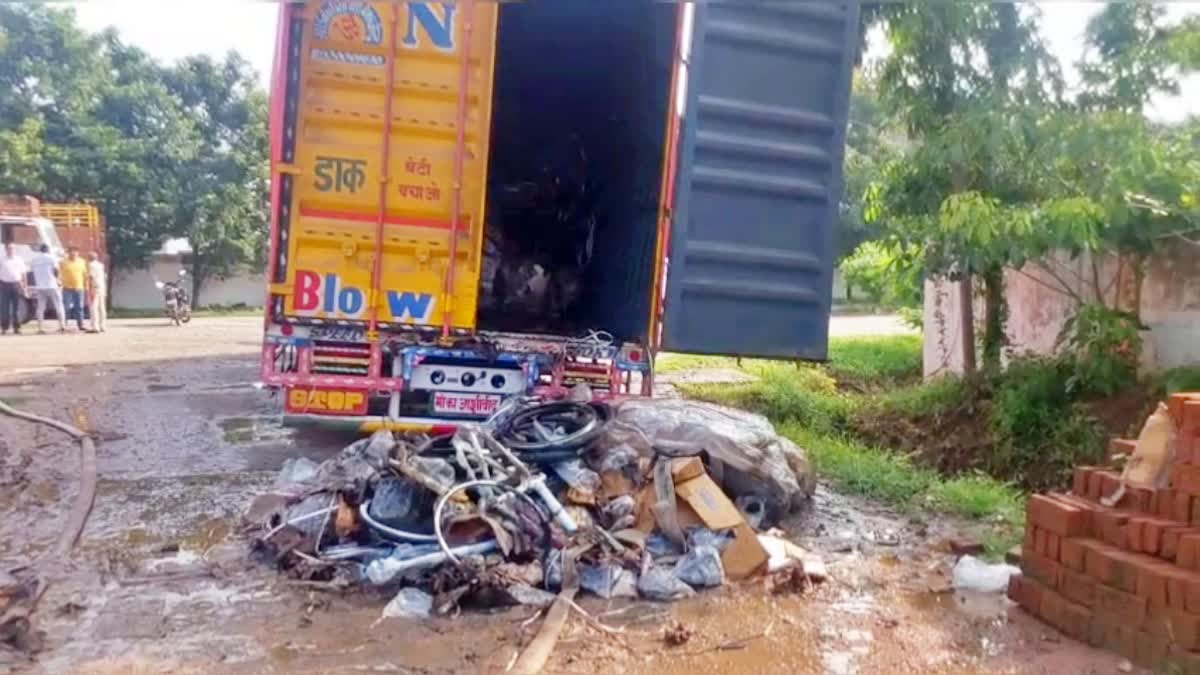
[59,248,88,332]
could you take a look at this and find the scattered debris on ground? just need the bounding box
[951,556,1019,594]
[662,620,694,646]
[0,399,97,667]
[245,396,823,638]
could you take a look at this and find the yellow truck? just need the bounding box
[262,0,859,431]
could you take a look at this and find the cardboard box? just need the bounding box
[670,457,706,483]
[673,471,769,580]
[633,459,770,580]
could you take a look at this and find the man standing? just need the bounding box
[30,244,66,334]
[87,251,107,333]
[59,248,87,332]
[0,242,29,335]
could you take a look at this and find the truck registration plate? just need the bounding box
[432,392,502,417]
[311,325,365,343]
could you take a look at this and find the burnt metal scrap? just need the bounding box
[247,397,822,615]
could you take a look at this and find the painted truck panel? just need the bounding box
[263,0,858,425]
[273,1,497,329]
[662,2,858,360]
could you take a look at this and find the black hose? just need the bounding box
[0,401,96,557]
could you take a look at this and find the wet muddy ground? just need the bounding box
[0,319,1134,674]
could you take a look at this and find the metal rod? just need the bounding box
[441,0,476,337]
[365,540,498,584]
[367,1,402,334]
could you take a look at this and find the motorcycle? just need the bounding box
[155,269,192,326]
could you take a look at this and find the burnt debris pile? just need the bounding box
[247,397,823,615]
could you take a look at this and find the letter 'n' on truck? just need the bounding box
[262,0,860,432]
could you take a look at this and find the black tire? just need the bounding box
[16,298,32,326]
[497,401,610,453]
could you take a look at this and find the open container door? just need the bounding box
[660,1,859,360]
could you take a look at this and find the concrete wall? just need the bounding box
[112,256,265,310]
[924,247,1200,376]
[922,278,981,378]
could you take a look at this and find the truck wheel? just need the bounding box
[16,298,32,326]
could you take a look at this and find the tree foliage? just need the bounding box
[863,4,1062,370]
[862,1,1199,372]
[0,5,267,302]
[164,54,268,304]
[838,77,899,262]
[838,240,923,311]
[1078,1,1180,113]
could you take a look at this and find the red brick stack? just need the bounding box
[1008,392,1200,671]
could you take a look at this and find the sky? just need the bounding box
[68,1,1197,122]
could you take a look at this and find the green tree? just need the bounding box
[1077,1,1180,113]
[0,5,197,272]
[163,54,269,305]
[0,4,268,299]
[1170,16,1200,69]
[1013,2,1200,322]
[838,77,897,264]
[865,4,1062,371]
[1020,112,1200,318]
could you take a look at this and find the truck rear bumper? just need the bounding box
[282,413,464,434]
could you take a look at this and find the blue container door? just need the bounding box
[660,1,859,360]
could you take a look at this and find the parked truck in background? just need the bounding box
[261,0,859,431]
[0,196,107,261]
[0,195,106,324]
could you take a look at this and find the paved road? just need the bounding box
[0,316,264,373]
[828,313,915,337]
[0,314,915,372]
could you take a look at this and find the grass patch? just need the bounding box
[1164,366,1200,396]
[667,334,1124,545]
[658,334,923,394]
[781,424,934,503]
[655,354,738,374]
[683,367,853,435]
[869,375,972,417]
[931,473,1024,525]
[825,334,922,387]
[781,423,1024,558]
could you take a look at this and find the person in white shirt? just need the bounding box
[86,251,108,333]
[29,244,66,334]
[0,242,29,335]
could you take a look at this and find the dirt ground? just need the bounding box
[0,318,1135,674]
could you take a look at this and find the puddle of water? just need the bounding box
[219,416,293,445]
[178,517,232,553]
[29,480,60,503]
[123,528,161,547]
[905,590,1008,621]
[831,591,876,616]
[144,549,204,572]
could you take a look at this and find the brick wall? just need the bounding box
[1011,393,1200,670]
